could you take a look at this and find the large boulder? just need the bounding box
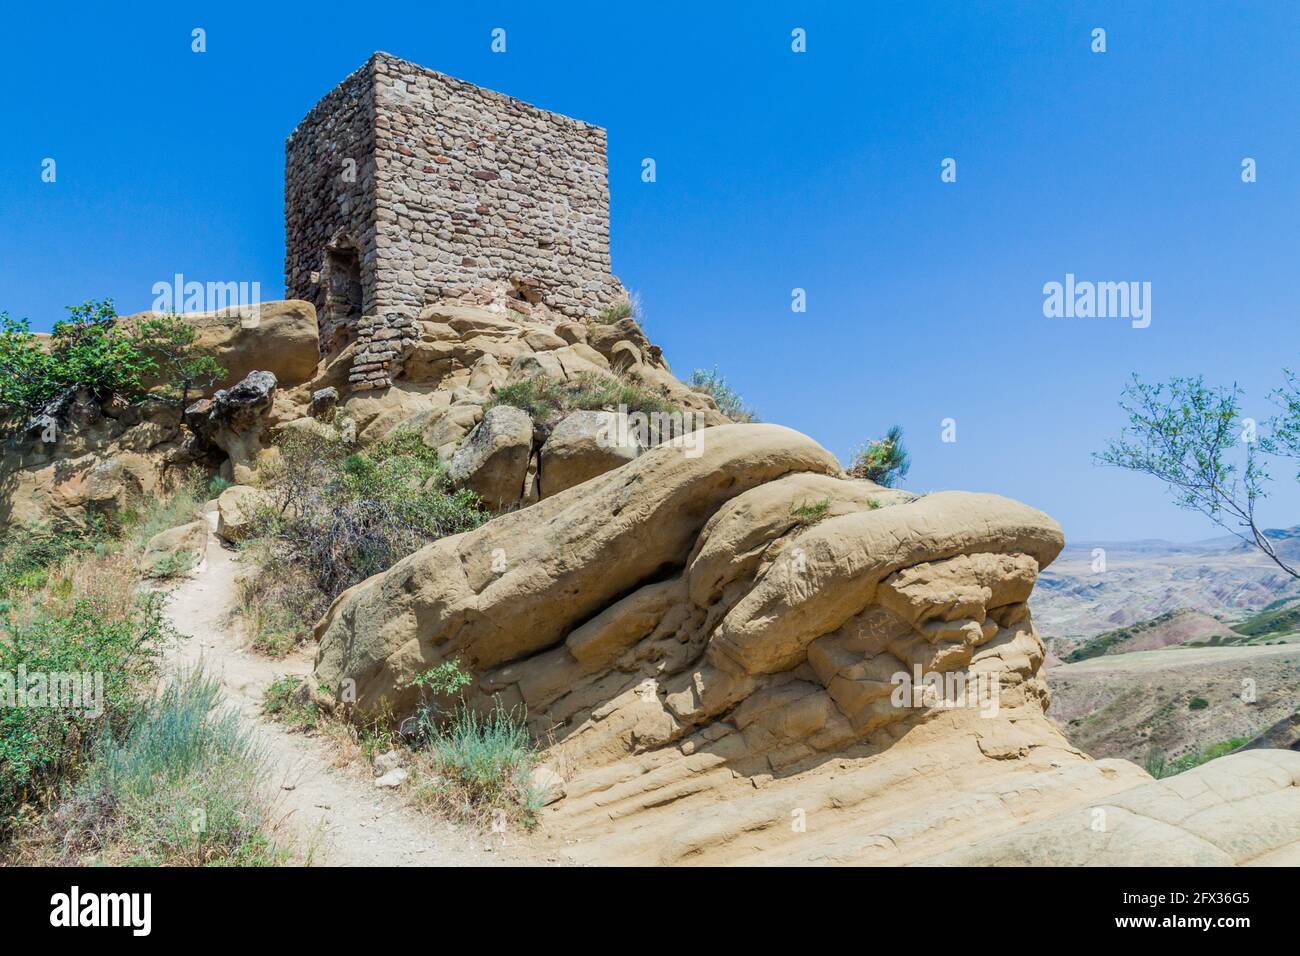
[310,420,1300,865]
[139,519,208,577]
[186,370,278,483]
[539,410,642,498]
[121,300,320,392]
[446,405,533,510]
[215,485,270,542]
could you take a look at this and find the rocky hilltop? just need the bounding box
[5,294,1299,866]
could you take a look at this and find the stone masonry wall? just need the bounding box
[286,52,620,391]
[284,61,377,357]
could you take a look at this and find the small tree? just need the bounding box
[129,314,225,419]
[0,314,54,427]
[0,300,224,435]
[1097,373,1299,579]
[849,425,910,487]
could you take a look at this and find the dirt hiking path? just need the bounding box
[162,525,551,867]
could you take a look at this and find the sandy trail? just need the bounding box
[161,524,548,867]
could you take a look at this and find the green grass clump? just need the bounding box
[412,702,542,831]
[689,367,755,422]
[790,498,831,525]
[262,676,318,733]
[47,669,282,865]
[207,476,232,499]
[1188,696,1210,710]
[592,300,634,324]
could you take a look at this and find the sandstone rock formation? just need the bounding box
[311,422,1300,865]
[139,519,208,577]
[120,301,320,391]
[2,294,728,532]
[186,370,279,484]
[8,290,1298,866]
[215,485,270,543]
[0,394,196,529]
[447,405,533,510]
[539,410,641,498]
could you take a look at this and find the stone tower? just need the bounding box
[285,52,621,390]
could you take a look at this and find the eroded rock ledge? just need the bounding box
[308,422,1300,865]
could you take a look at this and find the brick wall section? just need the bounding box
[285,52,620,390]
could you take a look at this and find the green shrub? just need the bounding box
[47,669,281,865]
[262,676,318,733]
[412,702,541,830]
[0,300,223,434]
[0,590,171,835]
[254,430,489,604]
[488,372,678,425]
[411,659,474,700]
[848,425,911,487]
[689,367,755,422]
[1188,696,1210,710]
[207,476,233,499]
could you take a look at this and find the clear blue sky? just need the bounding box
[4,1,1299,542]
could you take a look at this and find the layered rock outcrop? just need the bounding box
[310,420,1300,864]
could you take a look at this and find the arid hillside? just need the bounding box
[1031,535,1300,644]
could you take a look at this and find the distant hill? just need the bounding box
[1233,599,1300,639]
[1241,711,1300,752]
[1031,528,1300,645]
[1046,642,1300,765]
[1058,608,1241,663]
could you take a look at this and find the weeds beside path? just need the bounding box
[164,523,551,867]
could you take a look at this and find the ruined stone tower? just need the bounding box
[285,52,621,390]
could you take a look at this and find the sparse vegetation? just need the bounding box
[1232,600,1300,639]
[1146,737,1250,779]
[207,475,233,499]
[121,486,201,554]
[262,676,318,733]
[33,669,282,865]
[790,498,831,525]
[236,430,489,657]
[689,367,755,422]
[592,298,635,325]
[409,701,542,830]
[0,518,112,597]
[848,425,910,487]
[487,372,678,424]
[1188,696,1210,711]
[0,579,170,840]
[0,489,284,864]
[1064,610,1184,663]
